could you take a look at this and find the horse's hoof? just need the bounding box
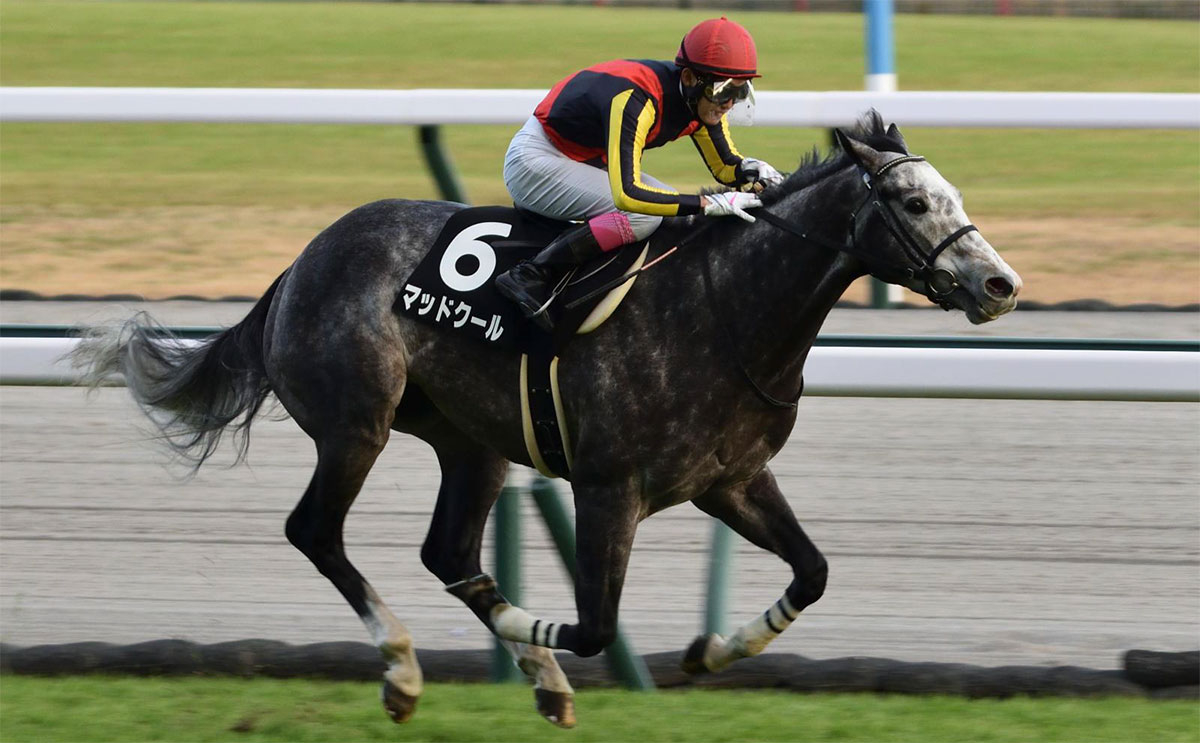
[535,688,577,728]
[381,680,419,723]
[681,633,716,675]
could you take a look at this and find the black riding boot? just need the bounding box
[495,224,603,331]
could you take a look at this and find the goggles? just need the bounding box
[701,77,753,105]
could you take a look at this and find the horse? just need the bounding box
[70,112,1021,727]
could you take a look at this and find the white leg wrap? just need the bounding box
[491,603,561,647]
[704,594,799,672]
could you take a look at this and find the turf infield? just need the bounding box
[0,2,1197,304]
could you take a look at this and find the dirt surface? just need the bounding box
[3,388,1197,670]
[3,221,1197,671]
[1,206,1197,306]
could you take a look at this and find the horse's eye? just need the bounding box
[904,198,928,215]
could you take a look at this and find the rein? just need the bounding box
[850,156,978,306]
[567,153,980,411]
[700,245,801,410]
[563,218,801,410]
[562,222,713,310]
[701,153,979,410]
[760,154,979,309]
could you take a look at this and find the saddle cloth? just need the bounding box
[397,205,652,479]
[397,205,647,352]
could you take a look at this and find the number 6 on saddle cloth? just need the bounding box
[397,205,651,478]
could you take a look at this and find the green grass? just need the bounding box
[1,676,1197,743]
[0,2,1196,301]
[2,123,1195,221]
[0,2,1195,212]
[2,2,1197,91]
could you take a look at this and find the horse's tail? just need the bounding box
[70,271,288,470]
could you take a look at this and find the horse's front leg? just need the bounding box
[446,480,640,698]
[445,575,577,726]
[424,446,578,727]
[682,467,828,674]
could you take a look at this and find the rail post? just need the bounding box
[417,124,469,204]
[704,522,735,636]
[864,0,904,309]
[490,481,524,682]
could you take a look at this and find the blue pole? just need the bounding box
[864,0,896,93]
[864,0,900,308]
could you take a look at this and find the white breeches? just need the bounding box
[503,116,666,241]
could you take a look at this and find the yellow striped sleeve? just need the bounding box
[606,89,687,216]
[692,116,743,185]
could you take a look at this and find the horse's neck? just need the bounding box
[707,169,865,393]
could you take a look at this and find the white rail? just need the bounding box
[2,87,1198,129]
[2,87,1196,401]
[3,338,1196,402]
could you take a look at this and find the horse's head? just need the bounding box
[833,124,1022,324]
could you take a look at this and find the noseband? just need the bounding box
[851,155,978,307]
[756,154,978,310]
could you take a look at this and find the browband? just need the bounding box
[872,155,927,179]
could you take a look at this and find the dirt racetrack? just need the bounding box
[1,304,1197,671]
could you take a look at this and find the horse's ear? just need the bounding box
[835,128,887,174]
[886,122,909,153]
[833,128,854,156]
[833,128,864,168]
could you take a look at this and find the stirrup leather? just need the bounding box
[497,262,556,330]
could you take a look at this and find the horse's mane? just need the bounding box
[759,109,908,207]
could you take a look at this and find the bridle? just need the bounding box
[703,151,980,409]
[572,152,984,410]
[755,153,978,310]
[851,154,978,308]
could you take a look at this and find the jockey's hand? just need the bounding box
[736,157,785,192]
[703,191,762,223]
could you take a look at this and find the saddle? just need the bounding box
[397,205,648,353]
[397,205,653,480]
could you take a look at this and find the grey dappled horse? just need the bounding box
[72,113,1020,727]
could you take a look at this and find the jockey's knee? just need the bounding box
[587,211,660,251]
[625,213,662,242]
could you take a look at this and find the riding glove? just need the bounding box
[736,157,785,191]
[704,191,763,223]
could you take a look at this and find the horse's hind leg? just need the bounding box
[683,467,828,674]
[285,431,423,723]
[419,440,576,728]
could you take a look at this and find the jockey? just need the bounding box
[496,16,784,330]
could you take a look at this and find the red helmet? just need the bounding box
[675,17,760,79]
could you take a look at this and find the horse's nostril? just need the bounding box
[986,277,1015,299]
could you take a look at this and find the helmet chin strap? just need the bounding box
[679,76,703,114]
